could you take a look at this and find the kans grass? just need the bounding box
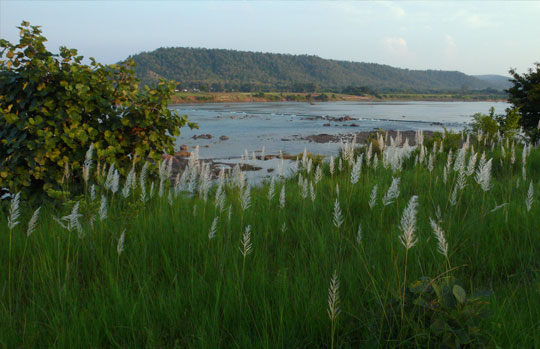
[1,131,540,347]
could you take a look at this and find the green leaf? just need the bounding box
[453,285,467,304]
[4,113,19,124]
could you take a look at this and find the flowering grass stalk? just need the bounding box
[328,270,340,349]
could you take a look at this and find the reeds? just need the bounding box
[1,130,540,347]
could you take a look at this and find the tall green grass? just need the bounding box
[1,133,540,347]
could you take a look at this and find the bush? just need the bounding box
[424,128,461,152]
[0,22,195,199]
[381,276,492,347]
[470,107,499,136]
[469,107,521,137]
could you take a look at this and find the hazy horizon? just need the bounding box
[1,1,539,76]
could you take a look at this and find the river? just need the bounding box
[172,101,510,160]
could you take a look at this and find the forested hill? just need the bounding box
[128,47,506,93]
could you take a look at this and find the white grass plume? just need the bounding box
[82,144,94,184]
[356,223,362,244]
[122,166,135,198]
[215,184,226,211]
[350,155,363,184]
[117,230,125,256]
[314,165,323,184]
[429,218,448,258]
[301,177,308,200]
[373,154,379,169]
[446,149,453,172]
[241,184,251,211]
[267,176,275,201]
[449,184,458,206]
[239,225,253,257]
[457,170,467,191]
[90,184,96,200]
[526,181,534,212]
[279,184,286,209]
[26,206,41,237]
[327,270,341,321]
[7,192,21,230]
[369,184,378,209]
[208,216,218,240]
[453,148,466,173]
[382,177,400,206]
[149,181,155,198]
[475,158,493,192]
[99,195,107,221]
[466,152,478,176]
[443,166,448,184]
[332,199,344,228]
[427,153,434,172]
[55,201,83,235]
[399,195,419,250]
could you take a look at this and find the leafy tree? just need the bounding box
[507,63,540,131]
[0,22,195,199]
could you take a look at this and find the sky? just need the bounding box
[1,1,539,76]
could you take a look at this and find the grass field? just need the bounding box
[1,131,539,347]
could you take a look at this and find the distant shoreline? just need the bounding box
[170,91,508,105]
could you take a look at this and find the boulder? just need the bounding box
[192,134,212,140]
[219,135,229,141]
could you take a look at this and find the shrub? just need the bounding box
[0,22,195,199]
[424,128,461,152]
[469,107,521,137]
[381,276,492,347]
[470,107,499,136]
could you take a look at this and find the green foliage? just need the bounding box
[469,107,521,137]
[0,22,195,198]
[496,107,521,135]
[508,63,540,131]
[470,107,500,136]
[383,276,493,347]
[424,128,462,151]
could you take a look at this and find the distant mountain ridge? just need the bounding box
[473,75,512,90]
[128,47,509,93]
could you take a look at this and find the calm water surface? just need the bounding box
[173,101,510,159]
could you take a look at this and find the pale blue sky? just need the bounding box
[1,1,539,75]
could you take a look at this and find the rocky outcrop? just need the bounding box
[192,134,212,140]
